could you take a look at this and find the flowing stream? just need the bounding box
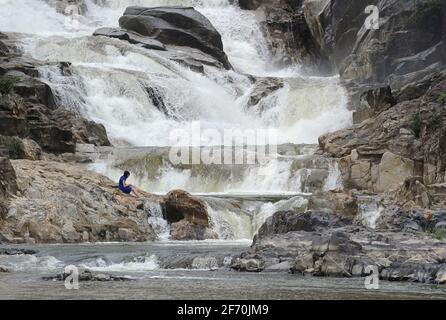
[0,0,426,299]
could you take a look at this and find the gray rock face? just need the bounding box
[304,0,445,97]
[233,190,446,283]
[119,6,232,69]
[353,86,396,124]
[254,210,343,241]
[239,0,331,71]
[0,39,111,154]
[320,71,446,192]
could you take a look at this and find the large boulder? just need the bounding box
[162,190,210,226]
[170,220,218,241]
[0,160,158,243]
[119,6,232,69]
[307,189,358,217]
[254,210,344,241]
[375,152,415,192]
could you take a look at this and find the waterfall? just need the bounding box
[323,161,343,191]
[2,0,351,240]
[357,196,383,229]
[2,0,352,147]
[145,201,170,241]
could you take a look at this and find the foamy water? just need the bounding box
[0,0,352,147]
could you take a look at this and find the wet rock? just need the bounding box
[291,253,314,274]
[314,252,356,277]
[119,6,232,69]
[231,258,265,272]
[191,256,219,271]
[0,266,10,272]
[0,41,9,57]
[43,269,133,282]
[157,45,228,72]
[311,232,362,255]
[170,220,218,241]
[380,263,442,283]
[162,190,210,226]
[254,210,343,241]
[0,160,158,243]
[238,0,265,10]
[246,77,284,112]
[93,27,167,51]
[308,190,358,217]
[0,248,37,255]
[353,87,396,124]
[0,37,111,154]
[240,0,331,71]
[264,261,292,272]
[435,265,446,284]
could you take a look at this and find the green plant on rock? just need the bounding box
[0,76,19,95]
[431,229,445,241]
[410,113,421,138]
[429,114,442,129]
[0,136,25,159]
[437,92,446,104]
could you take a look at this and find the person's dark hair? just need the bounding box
[124,171,130,177]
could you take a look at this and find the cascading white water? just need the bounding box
[1,0,352,147]
[357,196,383,229]
[1,0,352,240]
[145,201,170,240]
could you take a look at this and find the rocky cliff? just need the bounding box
[239,0,333,72]
[0,34,110,155]
[241,0,446,195]
[235,0,446,284]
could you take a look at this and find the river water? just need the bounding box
[1,0,445,299]
[1,242,446,300]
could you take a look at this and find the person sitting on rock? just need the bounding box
[118,171,140,197]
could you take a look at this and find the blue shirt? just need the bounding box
[119,175,128,191]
